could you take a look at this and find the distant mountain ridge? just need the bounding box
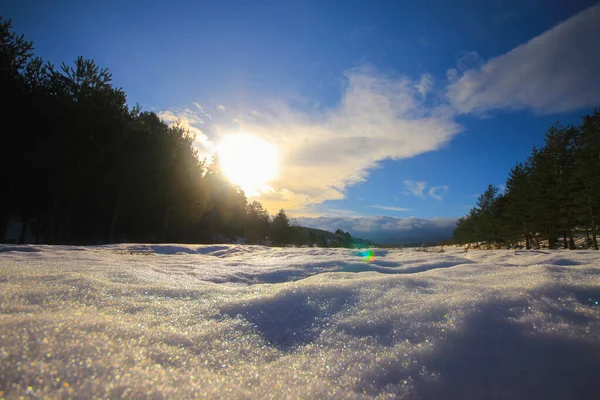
[295,216,456,245]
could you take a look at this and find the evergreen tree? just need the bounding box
[453,208,480,245]
[307,231,317,247]
[503,162,535,248]
[453,113,599,250]
[271,209,292,246]
[246,200,271,244]
[334,229,354,248]
[316,235,327,247]
[474,185,500,246]
[0,17,37,241]
[199,154,247,242]
[574,110,600,249]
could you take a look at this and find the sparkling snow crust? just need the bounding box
[1,244,599,399]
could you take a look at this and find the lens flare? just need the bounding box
[357,249,375,262]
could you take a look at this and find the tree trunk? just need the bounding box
[63,210,73,243]
[591,207,599,250]
[1,179,15,243]
[525,234,531,250]
[533,234,540,249]
[108,175,124,243]
[548,225,557,249]
[0,213,8,243]
[568,232,576,250]
[18,217,27,244]
[33,214,42,244]
[161,203,170,243]
[62,155,83,243]
[563,231,568,249]
[46,194,61,244]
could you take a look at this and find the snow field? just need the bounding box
[1,244,599,399]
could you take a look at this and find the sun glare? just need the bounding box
[217,134,278,196]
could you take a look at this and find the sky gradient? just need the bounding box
[5,0,600,242]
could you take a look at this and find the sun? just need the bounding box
[217,134,278,196]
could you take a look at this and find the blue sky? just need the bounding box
[5,0,600,241]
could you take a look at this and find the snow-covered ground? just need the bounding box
[1,244,599,399]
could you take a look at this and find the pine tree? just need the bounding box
[271,209,292,246]
[475,185,500,246]
[574,110,600,249]
[246,200,271,244]
[453,113,599,250]
[504,162,534,248]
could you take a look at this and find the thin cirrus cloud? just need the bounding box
[403,180,427,198]
[403,180,447,201]
[428,185,449,201]
[447,3,600,115]
[366,205,409,212]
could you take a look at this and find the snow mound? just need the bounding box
[1,244,599,399]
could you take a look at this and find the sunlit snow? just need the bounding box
[1,244,599,398]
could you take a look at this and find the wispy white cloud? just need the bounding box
[186,66,462,213]
[446,68,459,84]
[296,216,457,244]
[403,180,428,198]
[456,51,484,74]
[217,104,226,111]
[428,185,449,201]
[403,181,448,201]
[446,51,484,85]
[190,102,213,120]
[415,74,434,99]
[157,109,213,159]
[447,4,600,114]
[159,109,203,125]
[366,205,409,212]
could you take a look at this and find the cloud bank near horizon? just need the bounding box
[295,216,457,244]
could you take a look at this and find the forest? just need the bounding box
[0,18,374,249]
[0,18,272,246]
[453,110,600,250]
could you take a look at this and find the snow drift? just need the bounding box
[1,244,599,399]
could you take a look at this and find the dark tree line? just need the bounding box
[0,18,303,246]
[331,229,372,248]
[453,111,600,250]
